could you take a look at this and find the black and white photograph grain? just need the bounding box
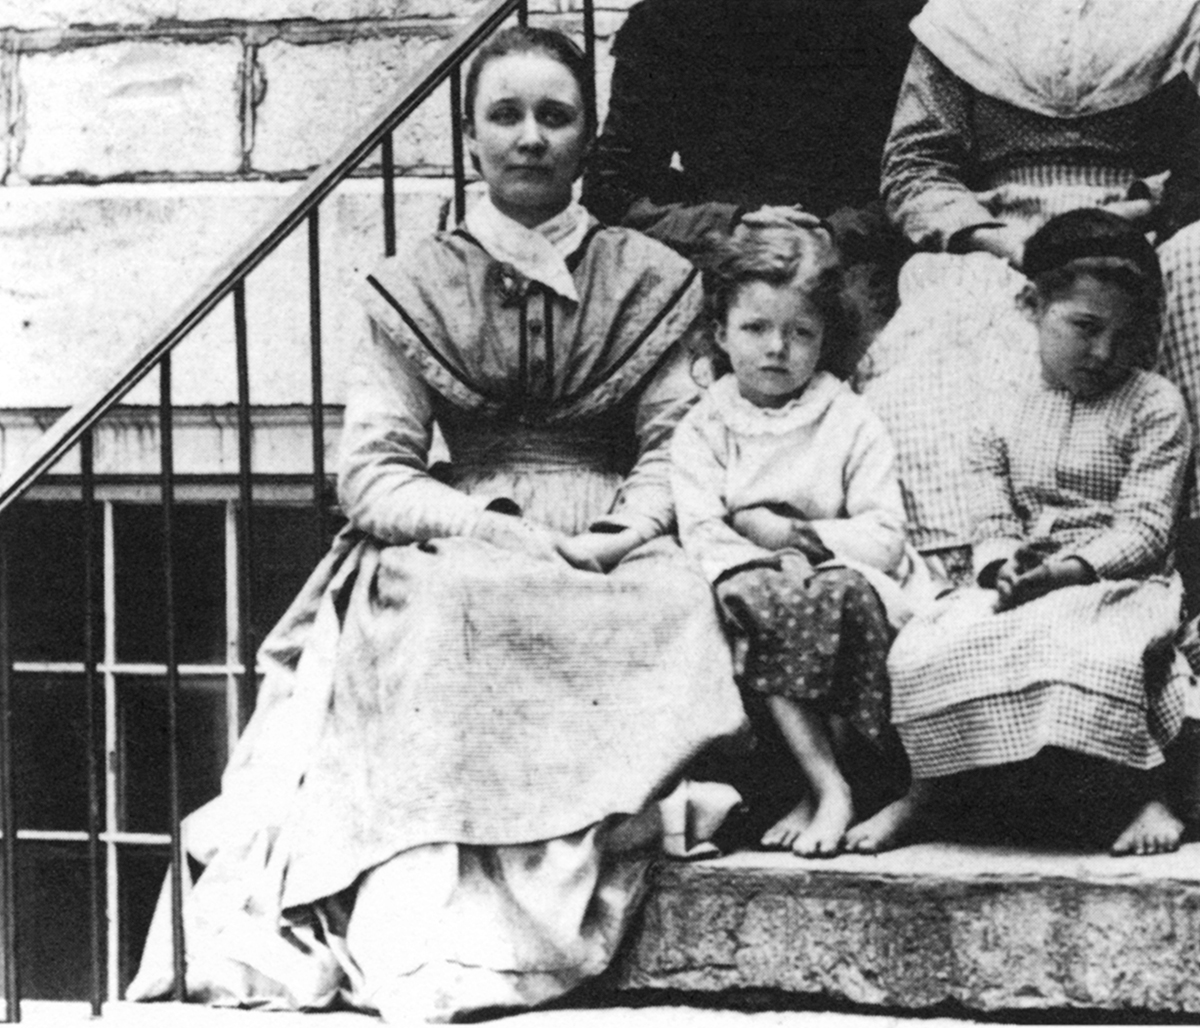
[3,1,1200,1026]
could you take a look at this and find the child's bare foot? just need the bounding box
[1111,799,1184,856]
[792,783,854,858]
[844,780,937,853]
[761,794,814,850]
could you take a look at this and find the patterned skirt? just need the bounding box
[888,576,1193,779]
[859,164,1200,546]
[717,555,894,748]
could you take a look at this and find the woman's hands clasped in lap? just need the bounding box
[993,544,1094,612]
[472,512,641,573]
[557,527,643,573]
[470,510,568,564]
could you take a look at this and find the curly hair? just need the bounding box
[701,220,859,380]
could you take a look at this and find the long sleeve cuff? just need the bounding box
[810,518,905,575]
[343,482,493,545]
[707,543,782,586]
[1062,535,1156,581]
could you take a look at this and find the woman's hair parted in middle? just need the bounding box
[463,26,597,138]
[701,220,860,380]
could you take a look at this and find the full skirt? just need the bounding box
[889,576,1194,779]
[128,528,745,1021]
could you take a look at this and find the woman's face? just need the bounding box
[466,51,587,228]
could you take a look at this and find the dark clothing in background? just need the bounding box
[582,0,925,265]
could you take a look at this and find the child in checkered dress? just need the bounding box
[847,209,1200,856]
[671,219,925,857]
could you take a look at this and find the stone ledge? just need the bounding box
[0,405,344,484]
[615,843,1200,1015]
[0,177,452,410]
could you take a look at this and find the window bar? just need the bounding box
[234,281,256,732]
[582,0,597,134]
[517,0,528,27]
[382,133,397,258]
[81,431,105,1016]
[450,67,467,225]
[308,211,327,563]
[159,355,187,1002]
[0,522,20,1022]
[224,503,242,761]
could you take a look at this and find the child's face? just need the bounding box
[1032,274,1142,400]
[718,280,824,408]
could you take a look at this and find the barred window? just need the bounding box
[5,495,320,999]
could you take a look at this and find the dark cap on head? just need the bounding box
[1022,207,1161,288]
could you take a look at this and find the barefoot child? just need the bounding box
[848,208,1200,857]
[671,219,921,857]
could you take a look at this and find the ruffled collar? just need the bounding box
[464,195,590,303]
[913,0,1200,118]
[709,371,843,436]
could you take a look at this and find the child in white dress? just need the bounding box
[848,209,1200,856]
[671,219,922,857]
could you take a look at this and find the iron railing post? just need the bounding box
[0,0,606,1006]
[159,357,187,1002]
[450,68,468,225]
[81,432,105,1015]
[382,134,397,258]
[307,211,327,563]
[234,283,256,732]
[0,519,19,1022]
[0,0,522,518]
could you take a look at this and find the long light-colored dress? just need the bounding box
[889,368,1198,779]
[128,199,746,1022]
[860,0,1200,550]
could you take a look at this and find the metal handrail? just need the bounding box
[0,0,520,517]
[0,0,608,1016]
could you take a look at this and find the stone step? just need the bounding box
[12,844,1198,1022]
[615,842,1200,1016]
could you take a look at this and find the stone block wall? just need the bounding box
[0,0,632,183]
[0,0,635,471]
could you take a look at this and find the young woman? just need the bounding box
[129,27,744,1023]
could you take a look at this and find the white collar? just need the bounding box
[464,195,591,303]
[914,0,1200,118]
[709,372,843,436]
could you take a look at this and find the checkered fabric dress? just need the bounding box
[888,370,1198,779]
[860,168,1200,549]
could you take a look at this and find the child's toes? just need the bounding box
[792,827,844,859]
[761,826,792,849]
[1111,800,1183,856]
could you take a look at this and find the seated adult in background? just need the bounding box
[859,0,1200,586]
[582,0,923,348]
[127,27,745,1023]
